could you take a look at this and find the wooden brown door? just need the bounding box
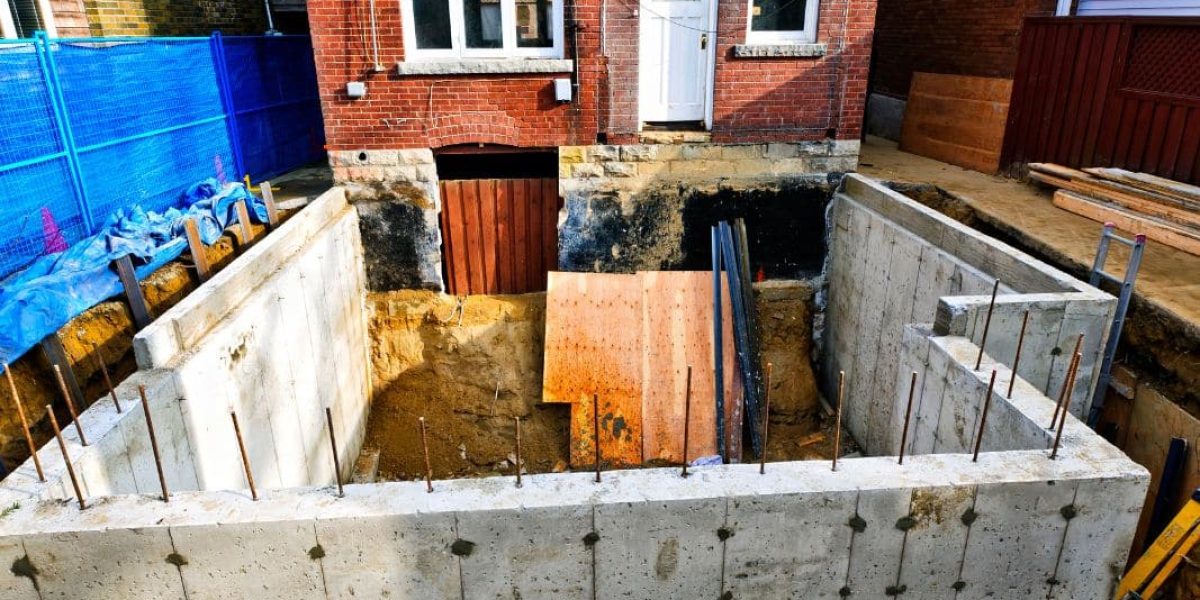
[439,178,560,295]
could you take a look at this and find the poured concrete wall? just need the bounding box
[0,188,370,500]
[826,175,1114,455]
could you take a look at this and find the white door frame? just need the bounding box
[637,0,719,130]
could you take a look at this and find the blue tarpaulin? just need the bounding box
[0,179,267,364]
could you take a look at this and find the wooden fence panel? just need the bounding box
[439,178,560,295]
[1002,17,1200,185]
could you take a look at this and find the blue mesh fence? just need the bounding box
[0,33,325,280]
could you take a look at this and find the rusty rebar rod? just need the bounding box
[95,350,122,413]
[898,371,918,465]
[682,366,693,478]
[231,411,258,500]
[5,363,44,481]
[514,416,523,488]
[974,279,1001,370]
[53,365,87,446]
[1006,310,1030,399]
[1050,353,1082,460]
[138,385,169,502]
[832,371,846,472]
[1049,334,1085,429]
[46,405,85,509]
[593,394,602,483]
[972,370,999,462]
[760,363,773,475]
[326,407,344,497]
[420,417,433,493]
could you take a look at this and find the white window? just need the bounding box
[0,0,56,39]
[401,0,564,60]
[745,0,818,45]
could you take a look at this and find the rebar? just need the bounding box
[1049,334,1085,429]
[4,363,44,481]
[898,371,917,465]
[832,371,846,472]
[593,394,601,483]
[682,366,693,478]
[420,417,433,493]
[514,416,523,488]
[231,411,258,500]
[760,363,773,474]
[138,385,169,502]
[95,350,122,413]
[46,405,85,509]
[1007,310,1030,399]
[53,365,87,446]
[972,370,998,462]
[975,279,1001,370]
[1051,353,1082,460]
[327,407,344,497]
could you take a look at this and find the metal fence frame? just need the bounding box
[0,31,324,278]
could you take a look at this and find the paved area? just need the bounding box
[858,136,1200,335]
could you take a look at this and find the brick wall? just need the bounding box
[310,0,877,151]
[871,0,1057,99]
[49,0,91,37]
[81,0,266,36]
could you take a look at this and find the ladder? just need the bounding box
[1117,488,1200,599]
[1086,223,1146,427]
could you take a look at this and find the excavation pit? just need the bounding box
[0,175,1148,599]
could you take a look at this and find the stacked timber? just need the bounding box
[1029,163,1200,256]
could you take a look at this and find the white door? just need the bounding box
[639,0,715,125]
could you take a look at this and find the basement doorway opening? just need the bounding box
[435,145,561,295]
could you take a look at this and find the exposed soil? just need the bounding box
[363,280,853,483]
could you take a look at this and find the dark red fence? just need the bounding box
[1001,17,1200,185]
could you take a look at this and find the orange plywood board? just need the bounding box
[543,272,644,467]
[899,73,1012,175]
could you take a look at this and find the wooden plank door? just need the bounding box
[439,178,560,295]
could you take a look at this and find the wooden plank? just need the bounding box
[512,180,529,294]
[182,218,211,282]
[1087,168,1200,204]
[1053,190,1200,256]
[113,255,152,330]
[900,73,1013,174]
[259,181,279,227]
[543,178,558,286]
[1029,170,1200,227]
[495,179,514,293]
[478,179,499,294]
[640,272,721,464]
[542,272,644,467]
[461,180,486,295]
[527,179,544,292]
[441,181,470,295]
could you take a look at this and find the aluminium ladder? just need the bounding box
[1086,223,1146,427]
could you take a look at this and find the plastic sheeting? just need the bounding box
[0,180,268,364]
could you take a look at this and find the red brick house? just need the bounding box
[307,0,878,291]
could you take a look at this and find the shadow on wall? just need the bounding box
[559,182,832,278]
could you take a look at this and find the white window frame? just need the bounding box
[401,0,564,61]
[0,0,57,39]
[744,0,818,45]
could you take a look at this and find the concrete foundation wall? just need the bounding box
[1,188,371,500]
[826,175,1114,455]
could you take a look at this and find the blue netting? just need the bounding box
[0,34,325,281]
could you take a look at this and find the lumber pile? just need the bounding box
[1029,163,1200,256]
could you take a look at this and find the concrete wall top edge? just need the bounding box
[0,441,1147,539]
[839,174,1104,297]
[133,186,349,369]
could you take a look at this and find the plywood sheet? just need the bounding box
[900,73,1012,174]
[543,272,644,467]
[640,272,737,464]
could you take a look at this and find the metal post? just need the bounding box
[33,31,93,233]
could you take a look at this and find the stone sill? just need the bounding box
[396,59,574,76]
[732,43,826,58]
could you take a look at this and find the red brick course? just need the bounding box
[870,0,1057,99]
[309,0,877,150]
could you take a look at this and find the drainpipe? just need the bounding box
[568,0,580,101]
